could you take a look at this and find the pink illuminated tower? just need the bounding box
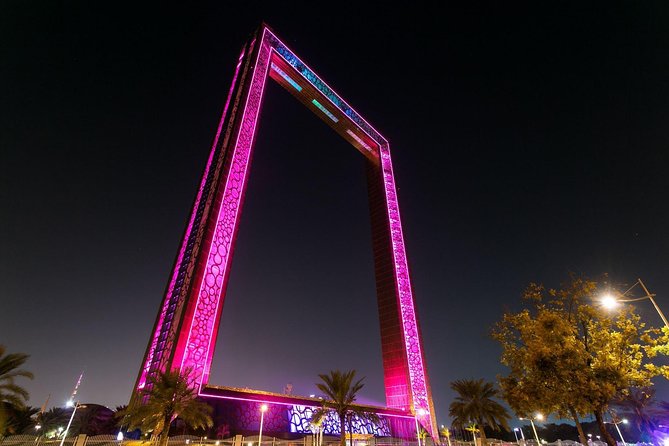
[132,24,439,441]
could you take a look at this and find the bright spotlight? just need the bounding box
[535,413,544,421]
[601,294,619,310]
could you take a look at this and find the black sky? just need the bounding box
[2,1,669,427]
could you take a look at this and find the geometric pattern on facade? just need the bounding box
[289,405,391,436]
[132,24,439,442]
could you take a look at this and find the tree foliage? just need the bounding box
[492,278,667,446]
[117,368,212,446]
[448,378,510,445]
[1,404,38,435]
[39,407,70,437]
[312,370,378,446]
[0,345,34,435]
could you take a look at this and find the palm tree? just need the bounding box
[39,407,70,437]
[0,345,34,435]
[614,388,657,440]
[312,370,378,446]
[2,405,38,434]
[118,368,212,446]
[449,379,510,446]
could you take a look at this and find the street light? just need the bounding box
[600,279,669,329]
[515,427,526,445]
[258,404,268,446]
[605,414,628,446]
[415,408,426,446]
[59,402,86,446]
[34,423,43,446]
[519,414,542,445]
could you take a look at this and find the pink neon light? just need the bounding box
[137,47,247,391]
[179,29,272,389]
[378,142,432,427]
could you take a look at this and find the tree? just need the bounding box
[72,404,117,436]
[492,278,665,446]
[2,405,38,435]
[613,388,657,441]
[311,370,378,446]
[39,407,70,437]
[449,379,510,446]
[0,345,34,435]
[118,368,212,446]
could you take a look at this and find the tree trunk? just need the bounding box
[568,407,588,446]
[339,412,346,446]
[158,414,171,446]
[594,410,616,446]
[479,426,487,446]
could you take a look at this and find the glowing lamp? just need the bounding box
[601,294,619,309]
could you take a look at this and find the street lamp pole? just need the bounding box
[258,404,268,446]
[606,413,627,446]
[612,422,626,446]
[520,414,542,445]
[59,402,85,446]
[415,408,426,446]
[638,279,669,328]
[529,419,540,445]
[601,279,669,329]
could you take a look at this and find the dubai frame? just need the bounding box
[132,24,439,442]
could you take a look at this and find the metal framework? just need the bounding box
[132,24,439,441]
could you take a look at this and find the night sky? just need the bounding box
[3,1,669,427]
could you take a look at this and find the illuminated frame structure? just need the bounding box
[132,24,438,441]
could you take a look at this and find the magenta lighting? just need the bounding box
[132,24,439,443]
